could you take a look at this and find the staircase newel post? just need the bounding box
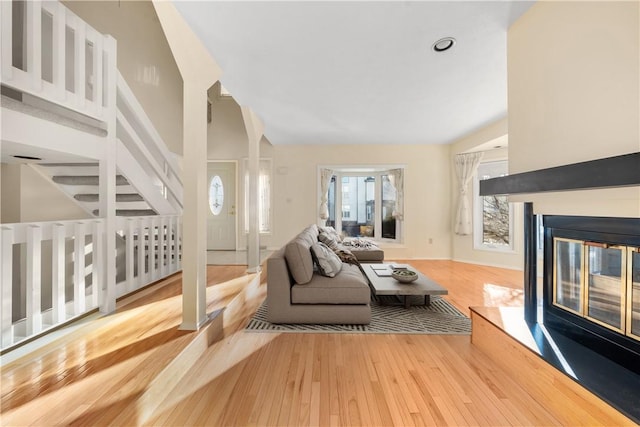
[99,35,117,314]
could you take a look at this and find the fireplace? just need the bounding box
[543,216,640,373]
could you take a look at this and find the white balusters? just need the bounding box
[90,221,101,309]
[26,225,43,335]
[50,1,66,101]
[1,227,15,347]
[73,222,86,314]
[26,1,43,92]
[51,223,66,324]
[126,219,135,293]
[1,0,113,120]
[0,1,13,80]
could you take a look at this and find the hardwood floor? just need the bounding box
[1,260,629,426]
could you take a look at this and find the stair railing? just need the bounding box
[0,215,181,350]
[0,0,115,121]
[116,73,183,214]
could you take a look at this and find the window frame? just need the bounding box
[243,158,272,235]
[320,166,404,244]
[473,160,515,253]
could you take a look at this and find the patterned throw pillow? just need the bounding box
[318,231,340,250]
[310,242,343,277]
[319,226,342,242]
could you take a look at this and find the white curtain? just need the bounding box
[387,169,404,221]
[454,152,483,235]
[319,169,334,220]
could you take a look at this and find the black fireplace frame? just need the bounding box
[543,215,640,374]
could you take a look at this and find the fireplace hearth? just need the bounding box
[543,215,640,374]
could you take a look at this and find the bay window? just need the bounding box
[322,167,403,242]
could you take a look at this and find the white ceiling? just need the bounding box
[173,1,534,146]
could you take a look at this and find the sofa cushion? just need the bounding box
[285,236,314,285]
[350,248,385,262]
[291,264,370,304]
[310,242,342,277]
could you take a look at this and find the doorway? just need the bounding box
[207,161,237,250]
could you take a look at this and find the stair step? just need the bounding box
[93,209,156,216]
[75,193,144,202]
[52,175,129,185]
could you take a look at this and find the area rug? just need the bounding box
[245,296,471,334]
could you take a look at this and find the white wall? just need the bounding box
[63,0,184,155]
[507,1,640,217]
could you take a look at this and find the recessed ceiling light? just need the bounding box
[13,155,42,160]
[432,37,456,53]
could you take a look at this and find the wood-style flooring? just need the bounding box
[1,260,630,426]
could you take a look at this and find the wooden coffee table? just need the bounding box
[361,263,448,308]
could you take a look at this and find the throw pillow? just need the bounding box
[310,242,343,278]
[318,231,340,250]
[285,237,314,284]
[319,226,342,242]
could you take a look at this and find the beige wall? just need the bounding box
[507,1,640,216]
[1,163,21,223]
[450,118,524,270]
[20,165,90,222]
[0,163,89,224]
[64,0,184,155]
[207,96,452,258]
[272,144,452,259]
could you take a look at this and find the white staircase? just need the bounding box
[0,0,183,350]
[37,163,156,216]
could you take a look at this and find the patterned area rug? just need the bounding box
[245,296,470,334]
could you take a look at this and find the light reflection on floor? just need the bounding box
[483,283,524,307]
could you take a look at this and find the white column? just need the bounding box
[180,82,209,329]
[153,0,222,330]
[241,107,265,273]
[99,35,117,314]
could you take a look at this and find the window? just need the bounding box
[473,160,514,251]
[243,158,271,234]
[324,168,402,242]
[208,175,224,215]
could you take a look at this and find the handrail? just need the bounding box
[117,72,182,209]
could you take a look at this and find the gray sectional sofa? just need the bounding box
[266,224,383,324]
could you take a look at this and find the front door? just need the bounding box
[207,162,236,250]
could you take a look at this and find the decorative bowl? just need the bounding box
[391,269,418,283]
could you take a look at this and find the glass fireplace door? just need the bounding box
[554,238,584,314]
[628,248,640,340]
[585,244,625,332]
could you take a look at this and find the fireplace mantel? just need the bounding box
[480,152,640,196]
